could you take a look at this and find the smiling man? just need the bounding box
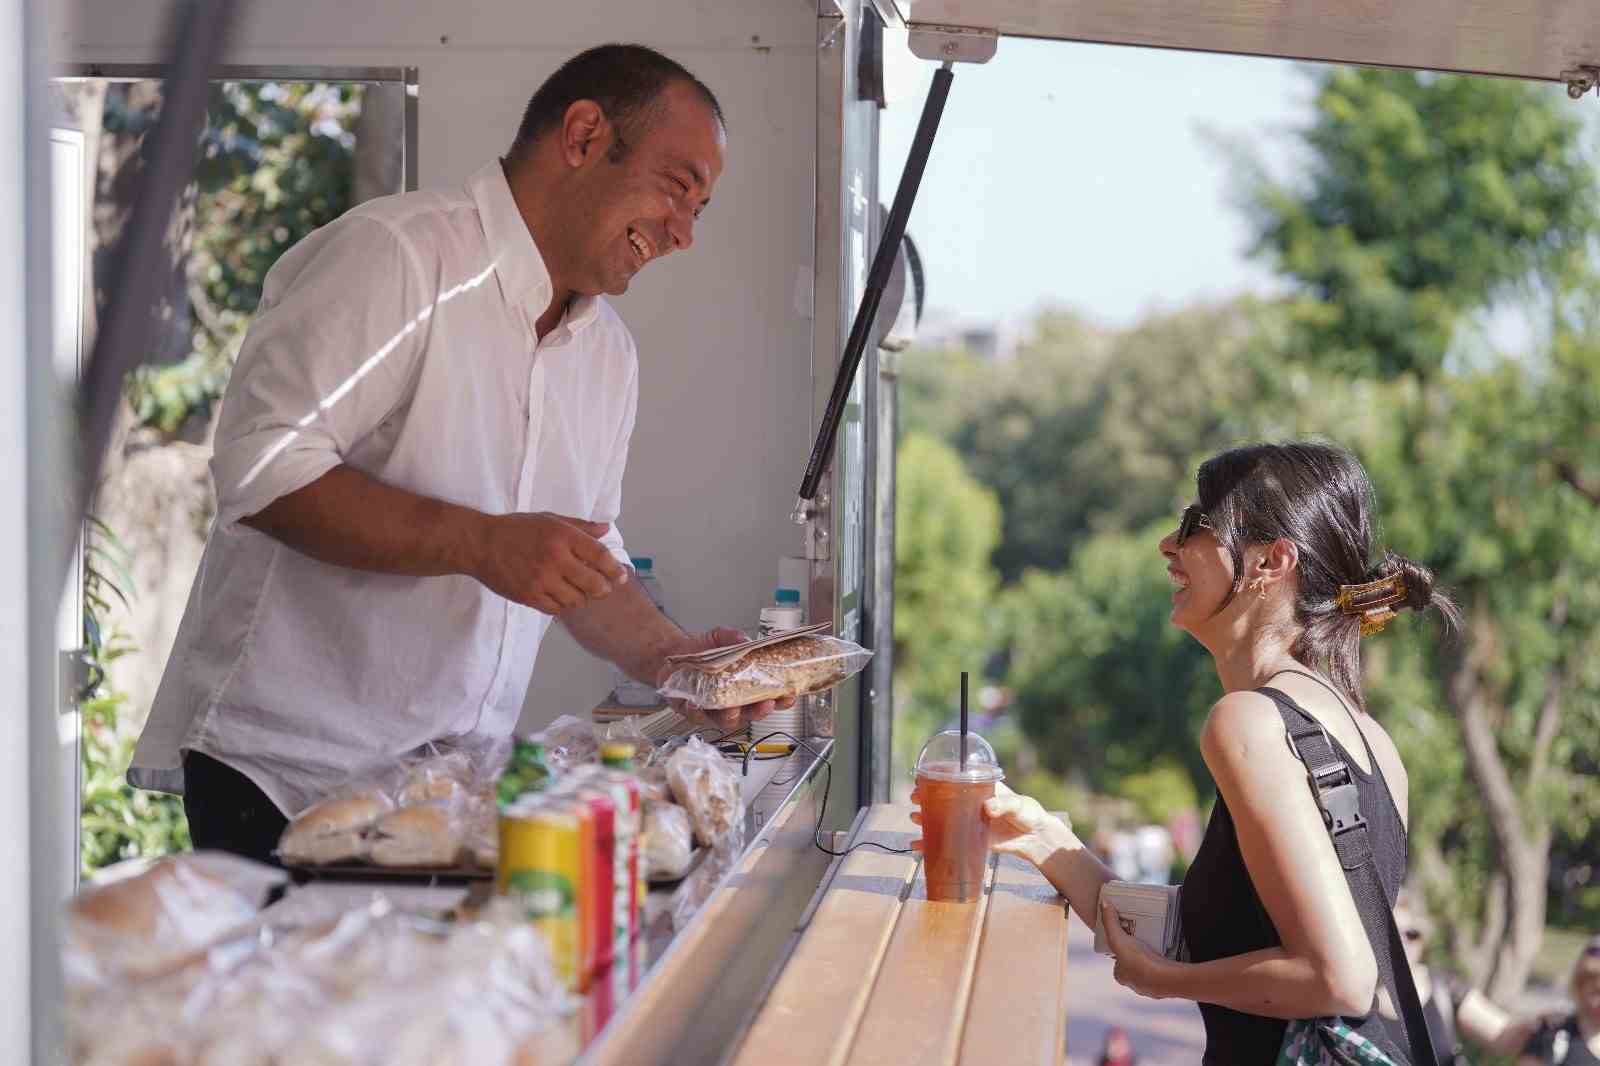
[129,45,779,865]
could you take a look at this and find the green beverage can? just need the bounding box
[498,738,550,807]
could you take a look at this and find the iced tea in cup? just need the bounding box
[913,730,1004,902]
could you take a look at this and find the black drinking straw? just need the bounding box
[960,671,970,772]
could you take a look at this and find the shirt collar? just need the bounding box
[468,160,602,341]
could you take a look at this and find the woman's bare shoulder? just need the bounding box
[1200,691,1300,782]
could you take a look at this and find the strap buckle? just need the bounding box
[1318,779,1367,837]
[1284,727,1368,837]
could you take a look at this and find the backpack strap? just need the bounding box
[1259,687,1438,1066]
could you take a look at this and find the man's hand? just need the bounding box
[656,626,796,734]
[470,512,628,615]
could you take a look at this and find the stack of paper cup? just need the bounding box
[753,698,805,744]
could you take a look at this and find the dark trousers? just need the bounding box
[182,751,289,867]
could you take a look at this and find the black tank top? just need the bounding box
[1179,687,1410,1065]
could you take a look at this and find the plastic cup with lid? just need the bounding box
[913,730,1004,902]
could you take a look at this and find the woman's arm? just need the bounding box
[1455,986,1536,1053]
[973,784,1115,927]
[1105,692,1383,1018]
[1106,927,1374,1020]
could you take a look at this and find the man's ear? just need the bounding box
[559,99,608,167]
[1255,537,1299,587]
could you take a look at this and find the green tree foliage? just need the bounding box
[1241,68,1597,378]
[897,66,1600,998]
[1238,66,1600,998]
[126,82,361,431]
[80,520,190,874]
[1347,352,1600,996]
[1002,527,1217,795]
[902,301,1286,581]
[78,82,361,872]
[892,433,1003,769]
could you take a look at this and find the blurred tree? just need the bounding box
[1002,526,1219,799]
[897,66,1600,1002]
[73,80,364,872]
[126,81,361,432]
[902,300,1284,581]
[892,433,1003,773]
[1237,66,1600,1000]
[1239,67,1597,379]
[1349,352,1600,1000]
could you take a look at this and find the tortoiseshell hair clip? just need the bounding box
[1335,575,1408,637]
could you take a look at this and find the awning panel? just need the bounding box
[880,0,1598,83]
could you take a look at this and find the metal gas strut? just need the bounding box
[792,60,954,524]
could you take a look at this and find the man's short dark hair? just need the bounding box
[508,44,724,160]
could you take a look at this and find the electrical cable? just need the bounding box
[738,730,913,858]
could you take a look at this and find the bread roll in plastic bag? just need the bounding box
[536,714,599,776]
[664,736,743,850]
[65,852,287,987]
[642,802,694,882]
[659,633,871,710]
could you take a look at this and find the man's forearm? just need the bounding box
[560,581,685,684]
[241,464,484,577]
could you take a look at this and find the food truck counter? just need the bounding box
[61,733,844,1066]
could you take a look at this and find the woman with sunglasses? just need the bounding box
[981,441,1458,1064]
[1394,888,1542,1063]
[1518,937,1600,1065]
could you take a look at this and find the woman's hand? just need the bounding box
[978,782,1073,868]
[1101,898,1174,1000]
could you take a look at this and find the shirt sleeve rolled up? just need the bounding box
[209,215,434,531]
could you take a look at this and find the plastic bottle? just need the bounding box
[757,587,805,637]
[754,588,807,741]
[613,556,667,706]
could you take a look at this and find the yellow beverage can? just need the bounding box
[498,796,582,989]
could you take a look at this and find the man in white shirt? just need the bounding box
[130,44,784,864]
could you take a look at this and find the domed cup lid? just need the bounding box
[912,729,1004,782]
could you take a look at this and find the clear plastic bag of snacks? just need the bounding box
[658,627,872,710]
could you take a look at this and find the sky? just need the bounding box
[877,35,1313,330]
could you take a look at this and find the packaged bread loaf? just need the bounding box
[658,628,872,710]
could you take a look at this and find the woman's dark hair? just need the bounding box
[507,44,724,162]
[1195,441,1460,710]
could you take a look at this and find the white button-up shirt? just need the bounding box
[130,162,638,816]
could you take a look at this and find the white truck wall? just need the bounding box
[2,0,36,1044]
[64,0,820,729]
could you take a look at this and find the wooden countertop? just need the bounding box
[727,803,1071,1066]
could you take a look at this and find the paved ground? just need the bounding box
[1063,915,1208,1065]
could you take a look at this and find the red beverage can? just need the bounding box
[555,778,617,986]
[569,766,642,974]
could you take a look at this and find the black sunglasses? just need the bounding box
[1176,505,1213,547]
